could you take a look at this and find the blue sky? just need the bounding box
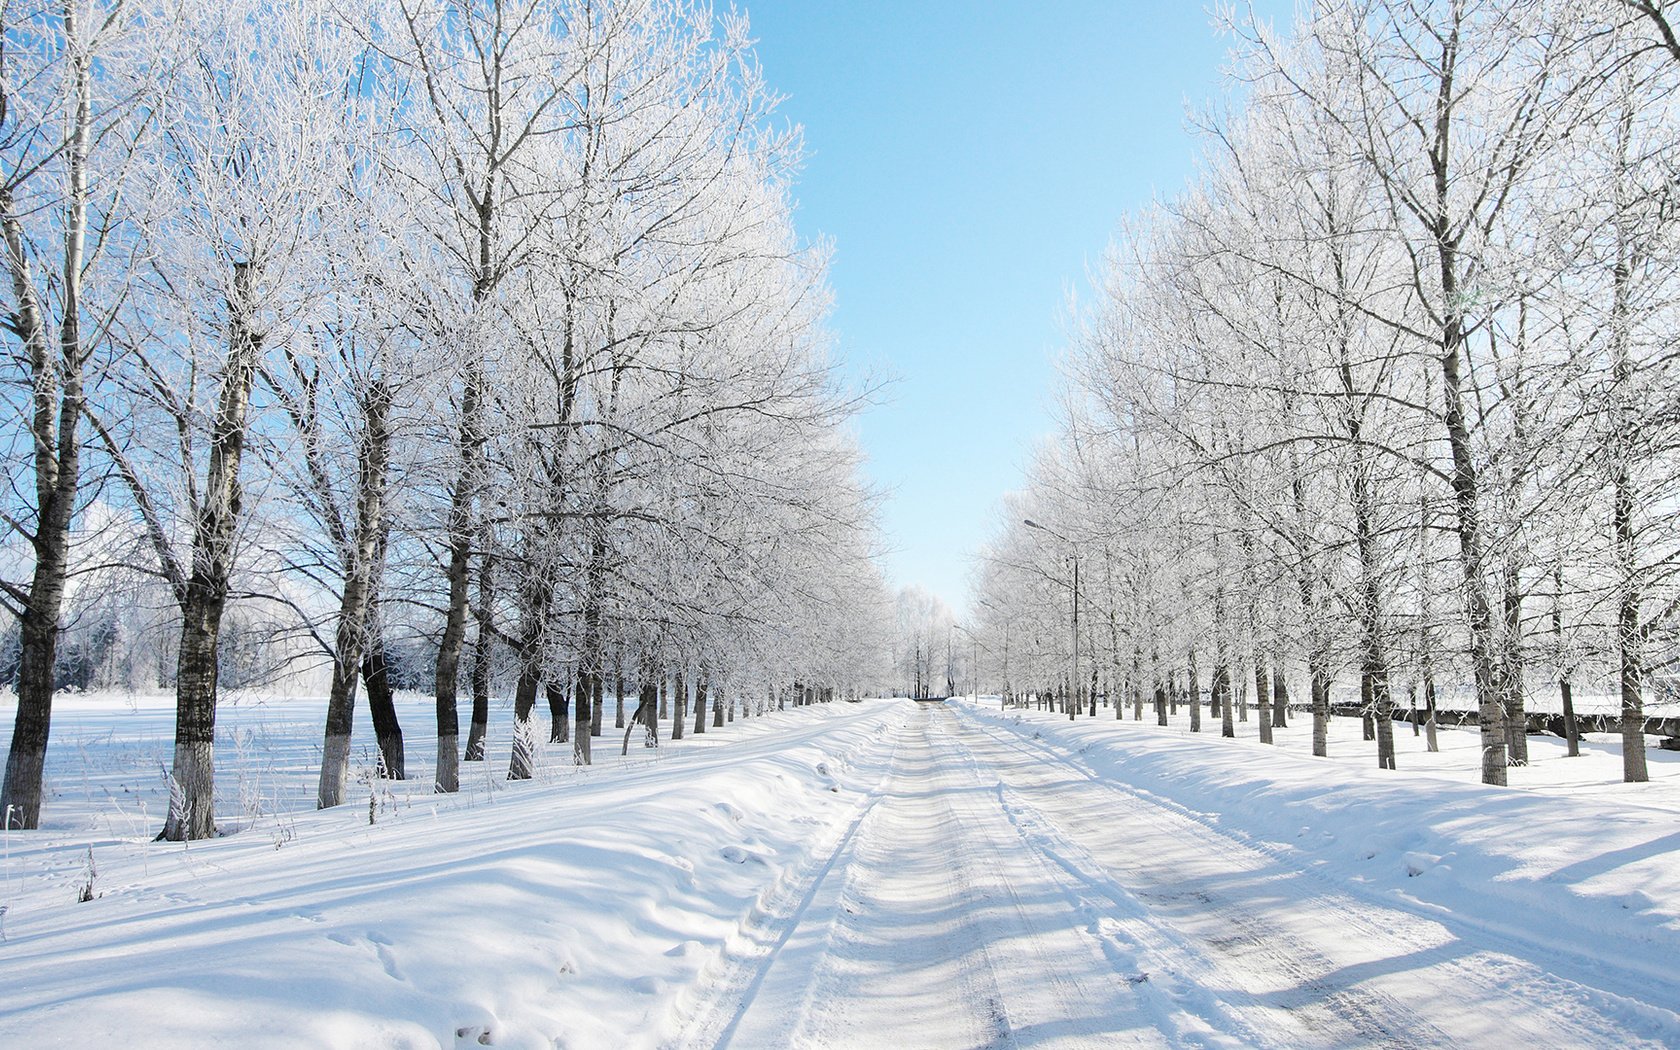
[744,2,1290,617]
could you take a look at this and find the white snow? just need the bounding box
[1,692,1677,1047]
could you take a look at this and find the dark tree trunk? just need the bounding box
[1255,653,1272,744]
[672,668,686,740]
[1272,662,1288,728]
[364,643,404,780]
[1188,651,1202,734]
[433,366,484,795]
[0,270,76,826]
[465,551,495,762]
[694,675,709,735]
[0,26,91,831]
[1560,678,1579,758]
[1215,664,1234,739]
[3,604,61,830]
[549,678,569,743]
[573,669,594,767]
[1615,460,1649,782]
[507,666,541,781]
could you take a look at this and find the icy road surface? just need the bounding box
[675,702,1677,1049]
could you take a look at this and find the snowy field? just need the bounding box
[0,693,1676,1047]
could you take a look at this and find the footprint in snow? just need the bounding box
[720,845,766,865]
[325,930,405,983]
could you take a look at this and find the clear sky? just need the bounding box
[743,1,1290,618]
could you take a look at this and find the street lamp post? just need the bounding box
[1024,518,1079,722]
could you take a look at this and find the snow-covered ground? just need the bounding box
[0,693,1676,1047]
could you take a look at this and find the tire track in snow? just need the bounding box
[945,715,1443,1048]
[662,708,909,1049]
[788,708,1017,1049]
[950,704,1674,1048]
[931,711,1307,1050]
[675,704,1167,1049]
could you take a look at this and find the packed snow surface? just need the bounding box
[1,693,1677,1047]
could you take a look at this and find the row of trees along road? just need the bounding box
[972,0,1680,786]
[0,0,895,838]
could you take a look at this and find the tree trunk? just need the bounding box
[671,668,686,740]
[1272,662,1288,728]
[1310,661,1330,759]
[1188,651,1202,733]
[0,6,91,831]
[713,681,725,728]
[1215,582,1234,739]
[1216,664,1234,739]
[1255,653,1272,744]
[615,667,625,730]
[160,262,261,841]
[1502,573,1529,767]
[2,609,59,830]
[465,550,495,762]
[557,675,577,742]
[1560,678,1579,758]
[315,648,356,803]
[364,643,404,780]
[1615,451,1649,783]
[694,676,709,735]
[432,365,484,795]
[317,383,393,807]
[1373,666,1396,771]
[1424,674,1440,754]
[573,668,594,767]
[0,301,71,829]
[507,667,541,781]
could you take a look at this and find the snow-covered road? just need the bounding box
[677,702,1678,1049]
[3,694,1676,1048]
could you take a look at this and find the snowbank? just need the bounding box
[0,698,913,1049]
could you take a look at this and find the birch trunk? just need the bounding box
[161,262,260,841]
[317,383,393,807]
[0,16,92,829]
